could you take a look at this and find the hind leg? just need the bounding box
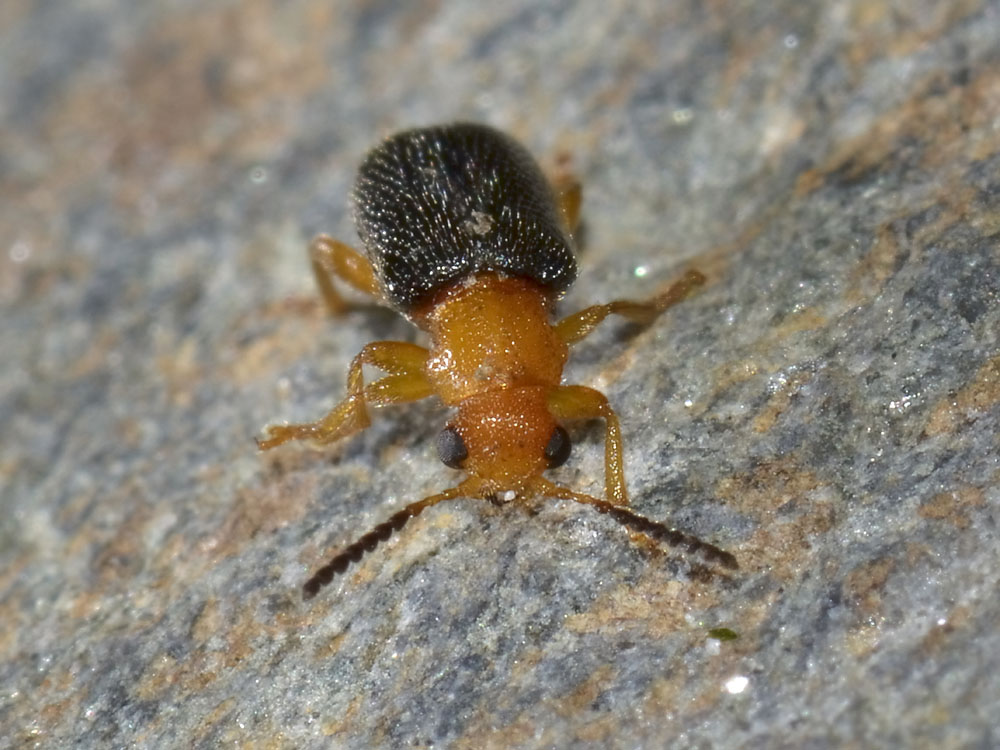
[309,235,381,314]
[554,270,706,345]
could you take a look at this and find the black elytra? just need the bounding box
[352,123,578,313]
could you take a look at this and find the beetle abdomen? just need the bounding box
[353,123,577,313]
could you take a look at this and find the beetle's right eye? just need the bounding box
[436,427,468,469]
[544,425,572,468]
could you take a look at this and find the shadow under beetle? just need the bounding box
[258,123,737,599]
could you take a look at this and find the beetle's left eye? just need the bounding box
[544,426,572,468]
[436,427,468,469]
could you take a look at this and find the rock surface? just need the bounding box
[2,1,998,748]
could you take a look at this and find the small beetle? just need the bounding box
[258,123,736,598]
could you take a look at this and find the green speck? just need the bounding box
[707,627,739,641]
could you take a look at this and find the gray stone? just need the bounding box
[2,1,998,748]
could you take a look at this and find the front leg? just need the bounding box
[547,385,628,506]
[258,341,431,450]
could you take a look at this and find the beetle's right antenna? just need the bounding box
[303,481,477,599]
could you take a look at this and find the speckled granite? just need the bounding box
[2,1,998,748]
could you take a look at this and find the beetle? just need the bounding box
[258,123,736,598]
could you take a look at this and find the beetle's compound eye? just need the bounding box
[436,426,468,469]
[544,425,572,469]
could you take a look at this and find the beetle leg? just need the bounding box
[258,341,431,450]
[547,385,628,506]
[554,269,706,345]
[551,170,582,235]
[309,235,381,314]
[531,477,737,570]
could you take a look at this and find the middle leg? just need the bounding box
[258,341,431,450]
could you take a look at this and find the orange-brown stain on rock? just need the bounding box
[752,366,816,433]
[227,311,329,386]
[136,643,224,701]
[844,557,894,619]
[919,604,972,657]
[149,530,189,589]
[717,458,824,516]
[455,713,548,750]
[903,541,937,570]
[847,167,998,304]
[3,0,340,294]
[454,666,618,750]
[147,598,306,702]
[555,666,620,745]
[573,714,621,745]
[191,697,239,745]
[156,335,203,409]
[66,327,121,380]
[771,308,827,339]
[796,62,1000,202]
[202,475,318,567]
[508,646,545,682]
[226,599,307,669]
[135,652,184,701]
[842,559,894,658]
[846,223,902,304]
[842,557,895,657]
[716,458,834,577]
[555,665,617,715]
[223,253,358,387]
[639,671,685,727]
[642,615,757,720]
[6,665,82,747]
[53,482,166,605]
[313,631,348,662]
[924,354,1000,437]
[565,575,722,639]
[845,619,885,658]
[703,311,824,422]
[137,592,313,703]
[449,648,550,748]
[93,502,156,590]
[37,1,334,228]
[35,693,82,744]
[0,553,30,656]
[216,724,293,750]
[918,487,985,530]
[847,1,982,69]
[709,357,765,401]
[191,597,223,642]
[320,694,364,739]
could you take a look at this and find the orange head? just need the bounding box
[436,387,572,493]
